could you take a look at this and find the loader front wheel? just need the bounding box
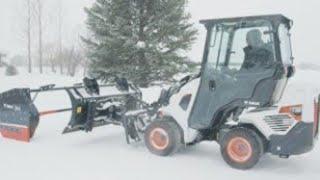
[144,120,182,156]
[220,128,263,170]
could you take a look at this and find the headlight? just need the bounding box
[279,104,302,121]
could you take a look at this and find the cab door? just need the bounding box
[189,22,278,130]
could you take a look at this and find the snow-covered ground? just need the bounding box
[0,67,319,180]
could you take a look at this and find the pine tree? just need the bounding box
[83,0,197,86]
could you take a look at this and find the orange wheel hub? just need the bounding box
[149,128,169,150]
[227,137,253,163]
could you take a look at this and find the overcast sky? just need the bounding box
[0,0,319,63]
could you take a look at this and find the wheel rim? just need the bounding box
[149,128,169,150]
[227,137,253,163]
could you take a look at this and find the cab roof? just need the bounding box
[200,14,292,28]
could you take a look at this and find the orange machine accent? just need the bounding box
[39,108,71,117]
[39,110,59,116]
[227,137,253,163]
[279,104,302,121]
[0,125,31,142]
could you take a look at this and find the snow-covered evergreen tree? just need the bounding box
[83,0,197,86]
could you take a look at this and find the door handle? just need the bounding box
[209,80,216,91]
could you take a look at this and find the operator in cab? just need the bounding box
[242,29,273,70]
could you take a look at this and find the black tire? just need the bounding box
[144,120,182,156]
[220,127,263,170]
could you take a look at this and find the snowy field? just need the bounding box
[0,67,320,180]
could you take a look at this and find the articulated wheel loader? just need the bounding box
[0,14,319,169]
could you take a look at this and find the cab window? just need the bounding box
[229,26,275,71]
[278,24,294,66]
[206,21,276,75]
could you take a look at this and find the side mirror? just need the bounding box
[287,65,295,78]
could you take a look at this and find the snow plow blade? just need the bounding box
[0,78,144,143]
[0,89,39,142]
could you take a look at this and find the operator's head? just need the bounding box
[246,29,264,47]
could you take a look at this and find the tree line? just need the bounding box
[18,0,87,76]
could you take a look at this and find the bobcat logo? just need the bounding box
[244,101,260,106]
[3,104,21,112]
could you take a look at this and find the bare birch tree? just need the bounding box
[27,0,32,73]
[35,0,43,74]
[57,0,64,74]
[18,0,34,73]
[43,43,58,73]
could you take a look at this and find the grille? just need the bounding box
[264,115,295,132]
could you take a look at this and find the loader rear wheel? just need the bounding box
[144,120,182,156]
[220,128,263,170]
